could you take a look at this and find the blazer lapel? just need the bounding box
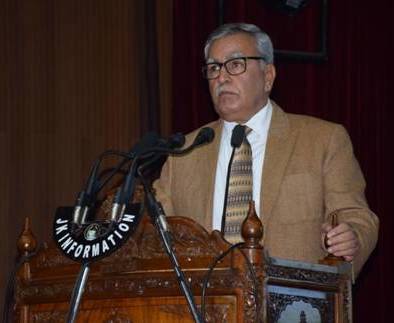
[261,103,297,223]
[201,121,223,229]
[198,107,296,228]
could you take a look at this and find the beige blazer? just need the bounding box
[154,102,379,276]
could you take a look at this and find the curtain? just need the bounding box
[172,1,394,321]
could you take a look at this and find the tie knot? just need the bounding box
[231,125,252,148]
[244,126,252,137]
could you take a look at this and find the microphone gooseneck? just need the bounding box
[136,127,215,175]
[94,132,160,195]
[72,158,101,225]
[111,130,192,221]
[57,129,212,323]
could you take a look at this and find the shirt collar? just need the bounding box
[222,99,272,139]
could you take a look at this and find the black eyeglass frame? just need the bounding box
[202,56,266,80]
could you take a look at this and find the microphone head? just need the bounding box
[166,132,186,149]
[231,125,245,148]
[155,132,186,150]
[193,127,215,146]
[132,132,161,156]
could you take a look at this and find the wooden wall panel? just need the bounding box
[0,0,172,312]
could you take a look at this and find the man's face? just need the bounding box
[207,33,275,123]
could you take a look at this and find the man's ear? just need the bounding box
[264,64,276,92]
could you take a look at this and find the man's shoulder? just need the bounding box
[272,102,344,134]
[270,102,349,144]
[288,113,349,145]
[288,112,341,130]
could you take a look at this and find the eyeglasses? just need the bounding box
[202,56,266,80]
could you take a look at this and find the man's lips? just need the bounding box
[216,88,238,97]
[219,90,237,96]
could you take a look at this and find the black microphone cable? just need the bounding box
[111,131,189,222]
[72,149,134,225]
[94,132,162,195]
[200,242,261,323]
[73,132,160,225]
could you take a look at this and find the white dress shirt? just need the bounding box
[212,100,273,231]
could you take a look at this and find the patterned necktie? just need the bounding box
[224,126,253,243]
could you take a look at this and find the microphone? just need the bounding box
[128,132,161,158]
[72,132,160,225]
[135,127,214,166]
[143,127,214,156]
[231,124,245,148]
[137,127,215,174]
[92,133,160,197]
[192,127,215,146]
[158,132,185,149]
[136,132,186,177]
[111,132,185,221]
[112,128,214,222]
[111,132,162,221]
[72,158,100,225]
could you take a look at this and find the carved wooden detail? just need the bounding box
[33,247,74,269]
[17,217,38,256]
[268,292,333,323]
[103,309,133,323]
[31,310,67,323]
[200,304,231,323]
[159,304,231,322]
[241,201,264,249]
[14,215,352,322]
[266,264,341,285]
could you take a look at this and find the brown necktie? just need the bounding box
[224,126,253,243]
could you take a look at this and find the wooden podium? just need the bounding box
[13,209,352,322]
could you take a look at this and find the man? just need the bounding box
[154,23,378,276]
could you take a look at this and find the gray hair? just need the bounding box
[204,23,274,64]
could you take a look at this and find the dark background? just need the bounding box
[1,0,393,321]
[173,1,393,321]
